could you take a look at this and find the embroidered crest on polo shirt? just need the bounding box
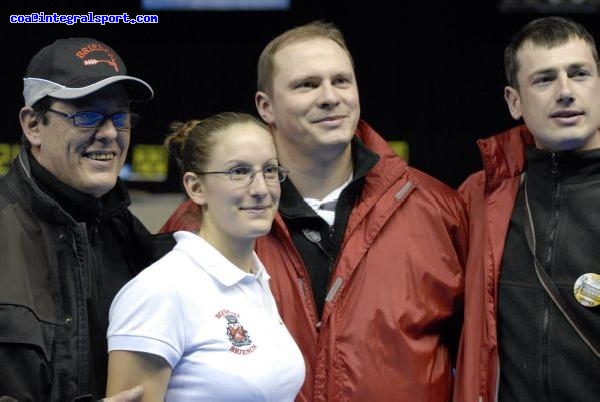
[76,43,119,72]
[215,309,257,355]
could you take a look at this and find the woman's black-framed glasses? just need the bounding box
[198,165,288,184]
[46,108,139,130]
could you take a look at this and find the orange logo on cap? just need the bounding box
[75,43,119,73]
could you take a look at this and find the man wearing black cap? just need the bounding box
[0,38,172,401]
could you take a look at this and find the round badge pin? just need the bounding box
[573,273,600,307]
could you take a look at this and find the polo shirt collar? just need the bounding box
[173,231,269,286]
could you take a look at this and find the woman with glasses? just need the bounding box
[105,112,305,401]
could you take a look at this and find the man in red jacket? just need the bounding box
[162,21,467,401]
[455,16,600,402]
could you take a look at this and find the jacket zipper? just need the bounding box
[540,153,560,401]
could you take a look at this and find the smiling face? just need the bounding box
[24,83,131,197]
[256,37,360,160]
[505,38,600,151]
[190,121,281,247]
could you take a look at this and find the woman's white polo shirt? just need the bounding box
[108,231,305,401]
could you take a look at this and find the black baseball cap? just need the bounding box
[23,37,153,107]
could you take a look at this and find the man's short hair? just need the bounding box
[504,16,599,89]
[257,21,353,95]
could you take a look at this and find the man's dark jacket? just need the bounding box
[0,147,173,401]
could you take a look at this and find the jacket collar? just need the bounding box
[477,124,535,194]
[9,146,131,225]
[526,146,600,184]
[267,119,416,239]
[278,132,379,219]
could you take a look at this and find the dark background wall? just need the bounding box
[3,1,600,190]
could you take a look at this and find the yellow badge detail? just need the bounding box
[574,273,600,307]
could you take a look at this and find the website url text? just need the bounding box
[9,12,158,25]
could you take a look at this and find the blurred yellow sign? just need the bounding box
[129,144,169,182]
[0,143,20,176]
[388,141,409,162]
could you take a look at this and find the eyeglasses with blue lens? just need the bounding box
[46,108,139,130]
[198,165,288,184]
